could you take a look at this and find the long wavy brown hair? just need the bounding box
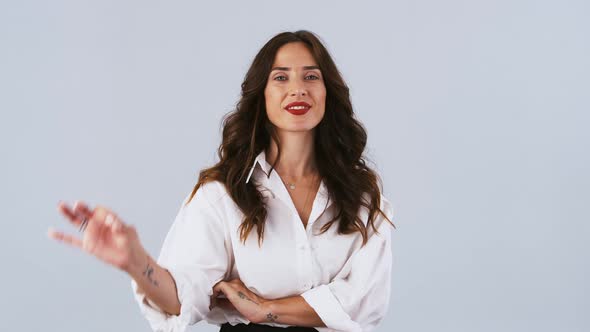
[185,30,394,246]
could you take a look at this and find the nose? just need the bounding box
[288,80,307,97]
[291,89,307,96]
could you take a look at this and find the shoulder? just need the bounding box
[181,179,230,211]
[379,194,394,220]
[368,190,396,236]
[358,188,394,220]
[172,180,233,232]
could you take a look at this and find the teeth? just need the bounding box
[288,106,309,110]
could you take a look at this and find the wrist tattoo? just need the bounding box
[266,312,278,322]
[142,262,159,287]
[237,291,259,305]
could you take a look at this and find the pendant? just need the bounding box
[289,183,296,190]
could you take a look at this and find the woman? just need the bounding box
[49,30,395,332]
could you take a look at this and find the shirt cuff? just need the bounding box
[300,284,362,332]
[130,265,212,332]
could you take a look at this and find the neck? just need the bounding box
[266,130,317,179]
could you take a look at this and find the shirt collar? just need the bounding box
[245,150,271,184]
[244,149,332,211]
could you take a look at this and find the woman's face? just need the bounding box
[264,42,326,133]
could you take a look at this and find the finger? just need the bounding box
[107,214,127,234]
[95,214,109,252]
[58,200,94,231]
[90,205,109,222]
[213,284,232,301]
[57,201,85,227]
[209,294,218,310]
[212,282,222,293]
[90,206,121,226]
[47,227,83,249]
[210,284,229,307]
[79,216,90,233]
[73,200,93,219]
[82,215,106,253]
[213,281,229,294]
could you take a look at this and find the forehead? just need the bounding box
[272,42,317,68]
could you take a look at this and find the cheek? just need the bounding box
[264,88,282,124]
[264,87,282,108]
[315,88,327,109]
[315,84,327,100]
[263,88,270,107]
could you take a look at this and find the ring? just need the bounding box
[79,217,89,233]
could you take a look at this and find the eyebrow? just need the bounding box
[271,65,320,71]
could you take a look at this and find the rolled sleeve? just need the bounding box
[300,284,362,332]
[130,183,230,332]
[301,199,394,332]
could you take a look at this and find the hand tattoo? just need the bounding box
[266,312,278,322]
[237,291,259,305]
[142,263,159,287]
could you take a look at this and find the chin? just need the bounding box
[288,124,320,132]
[272,122,316,133]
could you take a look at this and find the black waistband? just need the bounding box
[220,322,318,332]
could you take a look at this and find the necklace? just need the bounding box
[280,172,319,225]
[280,171,316,191]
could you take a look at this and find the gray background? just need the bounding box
[1,0,588,331]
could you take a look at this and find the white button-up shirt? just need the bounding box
[131,150,394,332]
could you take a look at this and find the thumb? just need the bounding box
[213,280,226,294]
[209,285,225,310]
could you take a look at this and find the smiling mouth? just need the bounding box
[285,106,310,115]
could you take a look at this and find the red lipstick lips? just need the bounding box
[284,101,311,116]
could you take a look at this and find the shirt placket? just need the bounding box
[262,169,315,292]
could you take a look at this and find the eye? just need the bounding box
[274,75,287,81]
[305,74,320,80]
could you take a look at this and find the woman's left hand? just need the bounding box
[211,279,275,324]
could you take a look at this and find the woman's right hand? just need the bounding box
[49,201,147,275]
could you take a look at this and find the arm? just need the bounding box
[211,279,325,327]
[130,182,230,332]
[258,225,391,332]
[214,224,391,332]
[52,200,183,317]
[128,251,181,316]
[262,295,325,327]
[299,199,394,332]
[214,198,394,332]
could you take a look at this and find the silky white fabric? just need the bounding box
[130,150,394,332]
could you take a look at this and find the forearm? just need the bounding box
[264,295,326,328]
[128,252,181,316]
